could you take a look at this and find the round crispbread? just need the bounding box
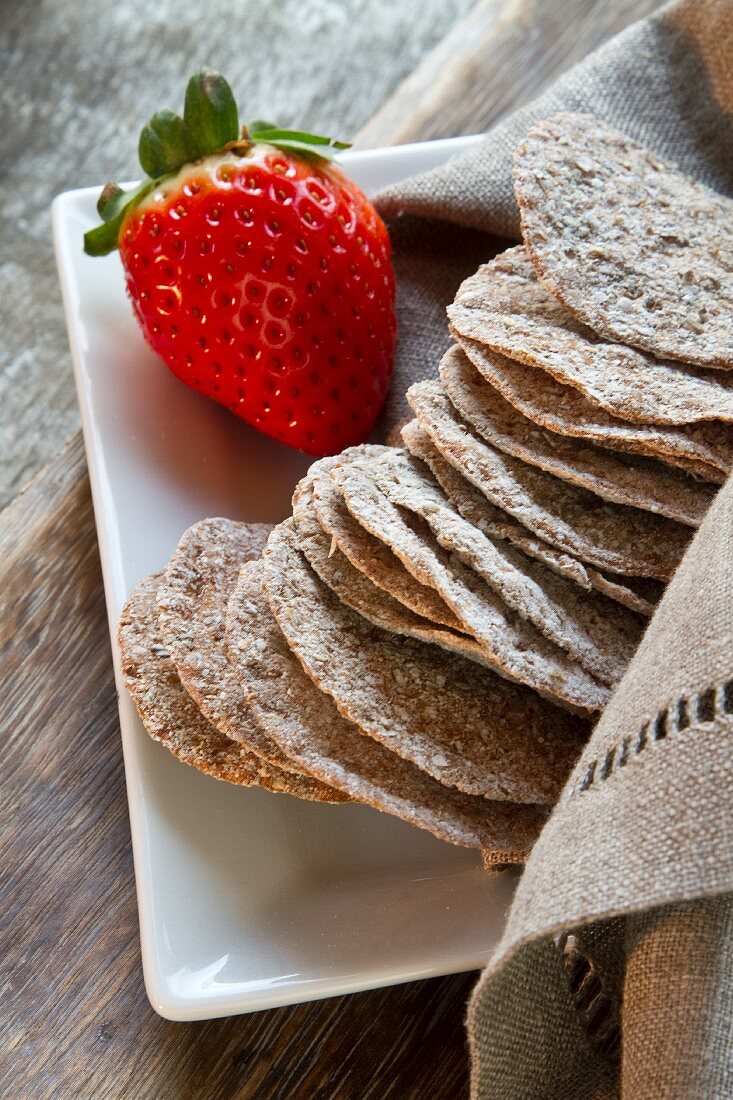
[402,420,599,590]
[406,380,690,581]
[292,471,486,663]
[449,245,733,426]
[227,559,547,857]
[459,336,729,483]
[261,520,588,803]
[401,419,662,617]
[514,113,733,369]
[309,458,463,632]
[586,571,662,618]
[364,447,643,688]
[118,572,345,801]
[157,517,310,774]
[330,461,608,714]
[440,343,714,527]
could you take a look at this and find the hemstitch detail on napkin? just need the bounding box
[554,932,621,1059]
[567,676,733,801]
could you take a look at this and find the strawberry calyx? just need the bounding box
[245,121,350,161]
[84,69,351,257]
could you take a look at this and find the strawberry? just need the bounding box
[85,70,396,455]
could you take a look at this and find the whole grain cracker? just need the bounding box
[118,572,345,801]
[450,245,733,426]
[403,419,594,587]
[331,461,608,714]
[310,459,463,632]
[228,559,546,856]
[587,571,662,618]
[514,113,733,369]
[157,517,310,774]
[401,419,662,617]
[459,336,729,482]
[406,380,690,580]
[441,343,713,527]
[262,520,588,803]
[366,447,643,687]
[292,471,487,664]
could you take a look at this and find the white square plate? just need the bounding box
[52,134,518,1022]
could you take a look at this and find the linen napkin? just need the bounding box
[374,0,733,1094]
[377,0,733,436]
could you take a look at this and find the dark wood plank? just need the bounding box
[1,3,655,1096]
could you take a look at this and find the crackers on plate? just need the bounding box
[119,113,732,864]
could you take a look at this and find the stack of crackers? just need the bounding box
[119,113,733,866]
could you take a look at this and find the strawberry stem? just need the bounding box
[83,69,351,257]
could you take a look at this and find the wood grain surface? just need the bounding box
[355,0,660,147]
[1,3,656,1097]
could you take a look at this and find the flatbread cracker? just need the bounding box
[401,419,662,617]
[514,113,733,369]
[459,336,729,483]
[365,447,643,687]
[310,458,463,632]
[403,420,599,590]
[450,245,733,426]
[158,517,310,774]
[262,520,588,803]
[331,462,608,714]
[406,380,689,580]
[228,560,546,856]
[292,471,488,664]
[440,343,713,527]
[587,571,662,619]
[118,572,345,801]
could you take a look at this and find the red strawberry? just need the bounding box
[85,71,396,455]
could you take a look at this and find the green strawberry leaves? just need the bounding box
[84,69,351,256]
[96,182,127,222]
[248,122,350,162]
[184,69,239,155]
[139,109,200,179]
[138,71,239,179]
[85,179,155,256]
[85,69,238,257]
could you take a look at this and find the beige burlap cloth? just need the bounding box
[375,1,733,1095]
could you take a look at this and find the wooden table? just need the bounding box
[1,3,657,1096]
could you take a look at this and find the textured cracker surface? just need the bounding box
[514,113,733,368]
[441,344,713,527]
[311,460,462,631]
[460,337,730,483]
[585,571,661,617]
[406,381,690,580]
[228,560,545,857]
[403,420,597,589]
[157,517,309,774]
[262,521,587,803]
[367,448,643,687]
[401,421,662,618]
[118,572,343,802]
[292,471,486,664]
[331,463,607,714]
[449,246,733,426]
